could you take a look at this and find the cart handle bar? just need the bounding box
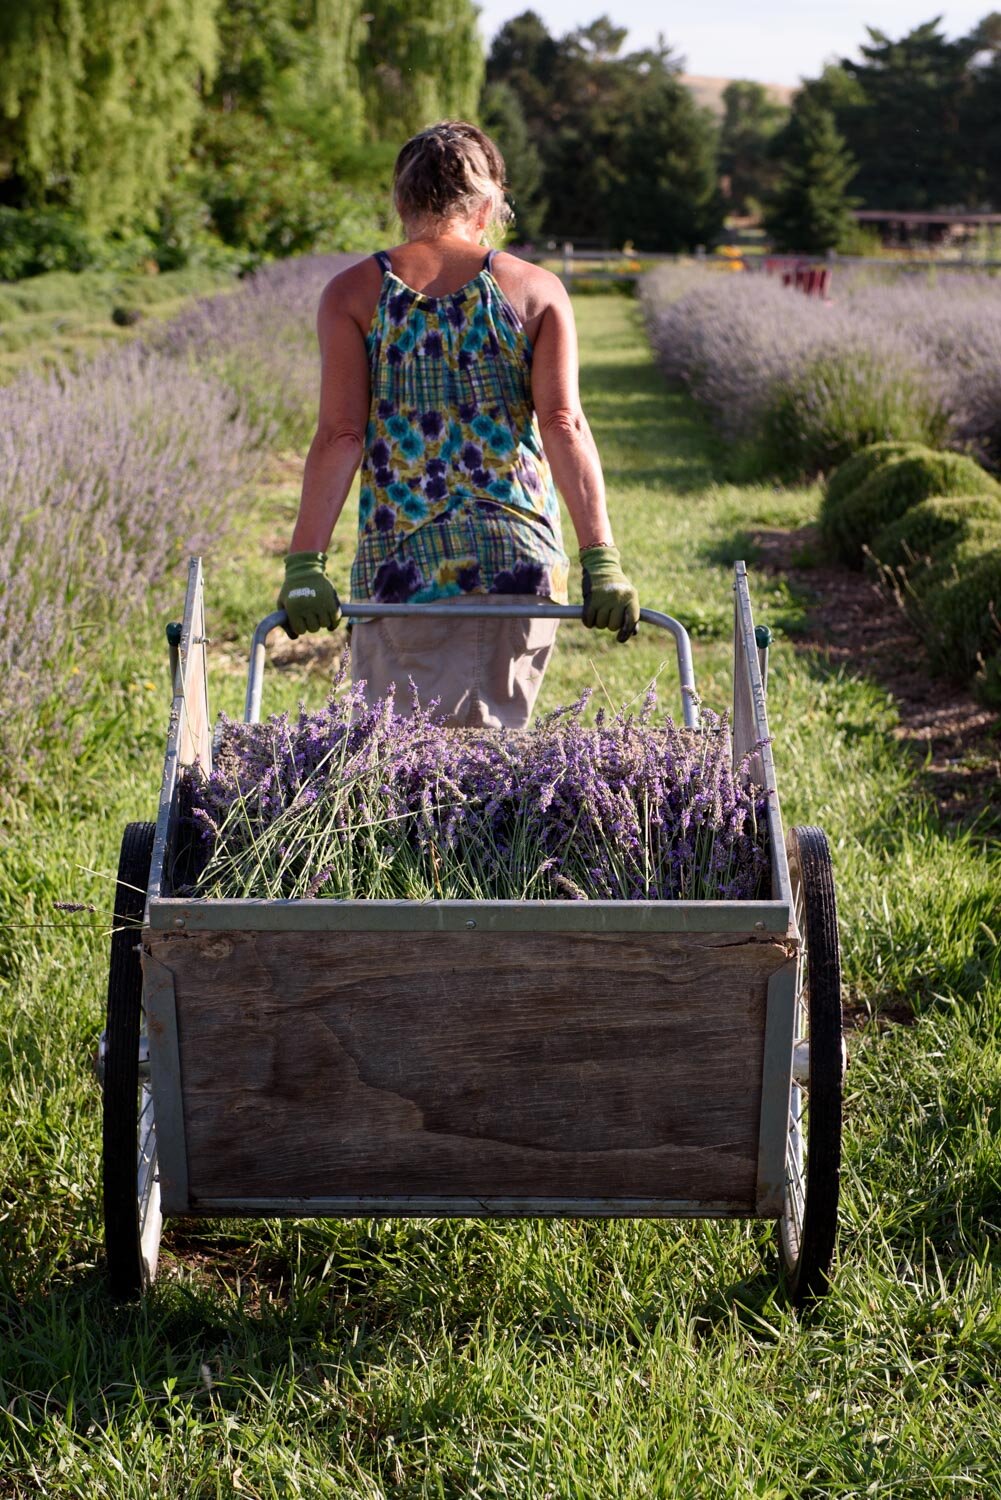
[245,604,699,728]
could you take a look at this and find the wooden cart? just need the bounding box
[99,560,844,1304]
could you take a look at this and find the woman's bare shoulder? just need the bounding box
[490,252,569,338]
[491,252,566,301]
[317,255,383,333]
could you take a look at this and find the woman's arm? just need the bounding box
[530,278,638,641]
[287,277,371,554]
[530,279,614,548]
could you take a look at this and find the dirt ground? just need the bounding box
[751,524,1000,828]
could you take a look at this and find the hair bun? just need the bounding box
[393,120,513,233]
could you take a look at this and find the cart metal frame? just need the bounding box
[100,558,843,1301]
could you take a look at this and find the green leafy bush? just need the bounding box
[0,203,244,283]
[870,494,1001,570]
[759,351,948,479]
[822,450,1000,566]
[919,527,1001,687]
[823,440,927,511]
[197,112,386,260]
[0,208,126,280]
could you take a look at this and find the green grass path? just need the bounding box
[1,296,999,1496]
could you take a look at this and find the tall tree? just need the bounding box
[764,95,857,253]
[479,80,546,241]
[963,11,1001,207]
[193,0,380,257]
[718,81,788,215]
[0,0,219,231]
[606,66,722,249]
[359,0,484,140]
[837,20,976,209]
[539,18,632,236]
[489,13,720,248]
[208,0,366,145]
[486,10,559,126]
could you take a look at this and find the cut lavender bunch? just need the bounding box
[182,685,771,904]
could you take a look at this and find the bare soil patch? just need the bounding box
[751,524,1000,826]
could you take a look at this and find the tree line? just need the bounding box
[2,3,1001,276]
[764,14,1001,252]
[485,10,1001,254]
[0,0,482,275]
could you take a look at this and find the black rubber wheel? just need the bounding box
[778,826,844,1305]
[102,821,161,1299]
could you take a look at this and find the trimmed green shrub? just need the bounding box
[823,440,927,512]
[870,494,1001,571]
[761,351,948,479]
[822,450,1001,567]
[919,527,1001,683]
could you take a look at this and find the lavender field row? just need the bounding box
[642,265,1001,476]
[0,255,356,787]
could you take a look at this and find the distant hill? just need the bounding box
[680,75,797,116]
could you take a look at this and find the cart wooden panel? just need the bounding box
[147,926,791,1209]
[140,558,799,1224]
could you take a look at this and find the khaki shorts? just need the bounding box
[349,595,559,729]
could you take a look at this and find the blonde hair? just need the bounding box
[393,121,513,235]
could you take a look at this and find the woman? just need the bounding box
[279,119,639,728]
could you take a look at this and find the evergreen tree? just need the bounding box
[719,81,788,215]
[488,13,719,249]
[479,80,546,241]
[799,60,866,118]
[764,95,857,253]
[486,10,558,126]
[963,12,1001,207]
[0,0,219,232]
[539,18,632,238]
[837,21,976,209]
[607,66,722,250]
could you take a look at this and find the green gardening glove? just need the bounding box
[278,551,343,638]
[580,545,640,643]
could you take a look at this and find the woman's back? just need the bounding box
[351,243,569,607]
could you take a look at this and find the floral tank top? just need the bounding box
[350,249,569,606]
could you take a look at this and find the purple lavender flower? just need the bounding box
[185,686,772,905]
[640,264,1001,465]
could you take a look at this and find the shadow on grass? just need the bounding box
[0,1216,797,1441]
[693,1257,794,1336]
[699,521,824,576]
[697,528,814,638]
[582,360,718,496]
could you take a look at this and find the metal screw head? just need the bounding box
[465,919,477,929]
[754,920,765,930]
[174,916,185,929]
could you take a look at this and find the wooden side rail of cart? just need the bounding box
[98,561,844,1305]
